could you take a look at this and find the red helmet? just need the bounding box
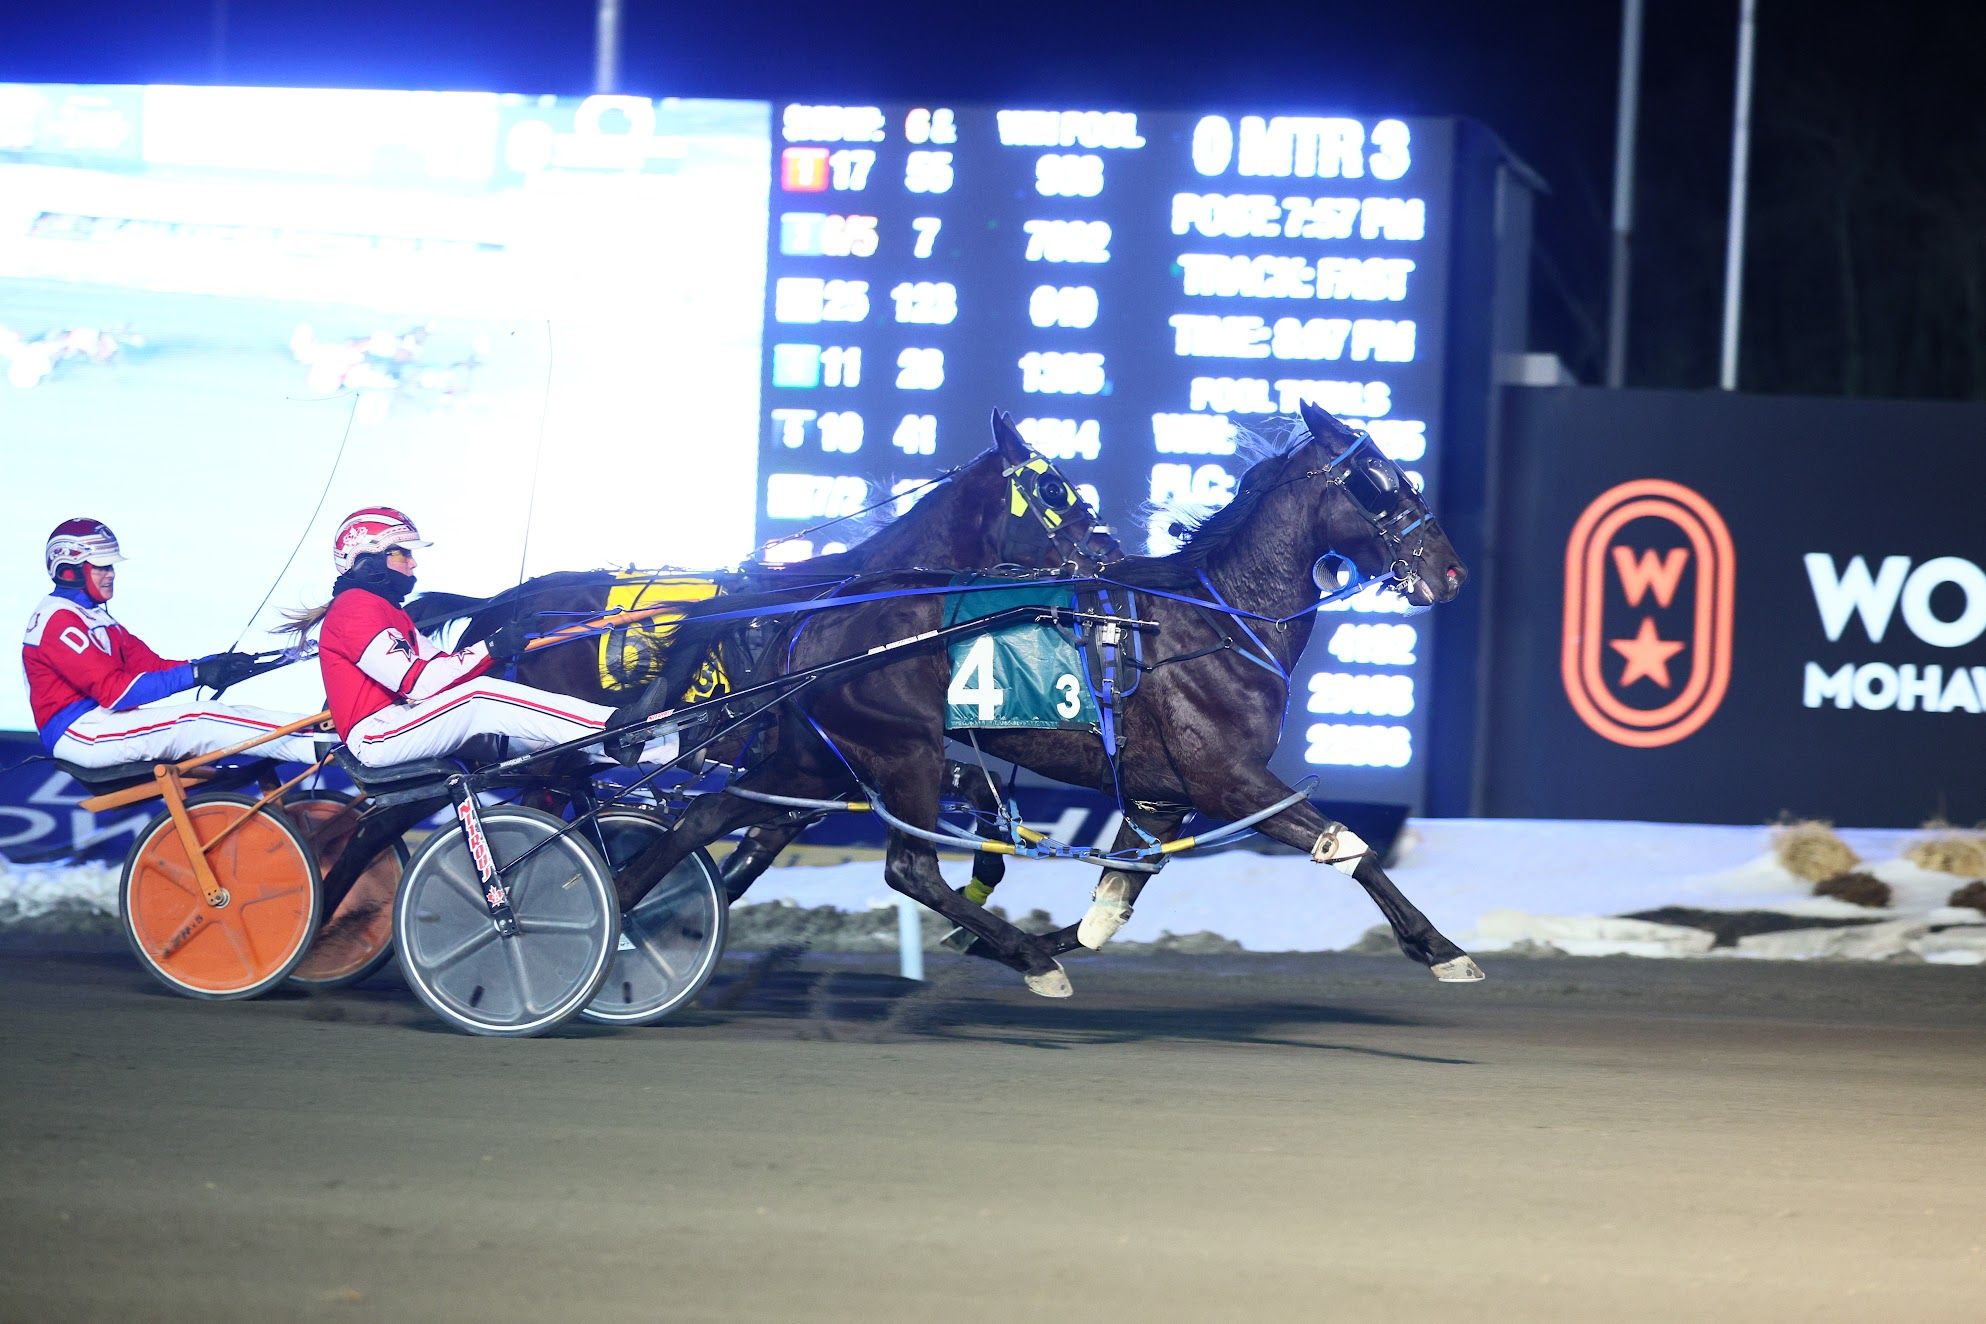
[332,507,431,575]
[46,518,126,583]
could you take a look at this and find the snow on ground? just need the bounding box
[7,819,1984,962]
[0,858,119,927]
[658,818,1986,962]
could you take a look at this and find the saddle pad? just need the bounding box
[942,576,1099,731]
[597,574,729,701]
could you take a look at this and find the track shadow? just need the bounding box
[693,961,1476,1064]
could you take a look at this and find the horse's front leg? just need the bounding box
[1184,765,1483,982]
[940,759,1008,905]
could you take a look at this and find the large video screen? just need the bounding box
[2,85,1456,807]
[0,85,769,726]
[758,104,1451,802]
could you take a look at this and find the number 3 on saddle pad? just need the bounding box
[943,576,1099,731]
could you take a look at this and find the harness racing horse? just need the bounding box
[610,401,1476,997]
[318,413,1105,919]
[428,410,1102,712]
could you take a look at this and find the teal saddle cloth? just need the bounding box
[941,575,1101,731]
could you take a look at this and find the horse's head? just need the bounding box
[1297,399,1466,607]
[982,409,1104,569]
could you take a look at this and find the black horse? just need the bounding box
[611,401,1477,996]
[423,411,1103,708]
[347,412,1105,909]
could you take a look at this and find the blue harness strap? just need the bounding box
[1195,569,1288,681]
[1090,582,1119,756]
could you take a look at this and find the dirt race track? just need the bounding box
[3,937,1983,1322]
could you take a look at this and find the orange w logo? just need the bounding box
[1611,546,1690,608]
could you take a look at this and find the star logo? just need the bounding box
[384,631,414,660]
[1609,616,1686,689]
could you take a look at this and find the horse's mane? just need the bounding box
[749,445,999,574]
[401,449,1005,637]
[1111,419,1318,589]
[797,475,902,557]
[403,569,622,636]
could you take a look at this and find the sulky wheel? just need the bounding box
[392,803,618,1037]
[283,790,407,990]
[578,809,727,1026]
[119,792,322,1000]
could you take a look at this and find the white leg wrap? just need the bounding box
[1311,827,1370,877]
[1078,874,1136,951]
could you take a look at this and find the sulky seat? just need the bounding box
[55,759,164,791]
[328,736,510,806]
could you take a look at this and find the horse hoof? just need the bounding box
[1431,955,1486,983]
[1024,961,1074,998]
[1078,876,1135,950]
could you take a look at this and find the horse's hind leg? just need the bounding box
[720,819,814,903]
[611,772,798,911]
[319,799,435,912]
[1186,765,1480,981]
[718,760,999,907]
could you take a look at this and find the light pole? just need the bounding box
[1606,0,1644,389]
[1719,0,1758,390]
[595,0,622,95]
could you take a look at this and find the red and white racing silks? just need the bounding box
[318,588,496,737]
[23,592,184,732]
[319,589,677,767]
[21,591,320,766]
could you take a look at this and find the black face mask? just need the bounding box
[336,553,416,605]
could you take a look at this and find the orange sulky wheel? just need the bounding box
[119,792,321,1000]
[283,791,406,989]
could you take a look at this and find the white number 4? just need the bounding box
[948,635,1005,720]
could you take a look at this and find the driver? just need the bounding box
[306,507,676,768]
[22,518,323,767]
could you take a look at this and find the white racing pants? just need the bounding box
[346,677,678,768]
[51,702,325,768]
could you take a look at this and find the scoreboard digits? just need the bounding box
[760,102,1454,804]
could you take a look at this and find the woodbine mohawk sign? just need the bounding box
[1480,386,1986,827]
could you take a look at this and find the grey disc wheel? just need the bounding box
[579,810,727,1026]
[393,804,619,1038]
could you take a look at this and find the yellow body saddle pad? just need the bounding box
[597,574,729,701]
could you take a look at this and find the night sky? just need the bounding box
[5,0,1981,398]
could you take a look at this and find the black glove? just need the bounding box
[194,651,260,691]
[482,622,531,662]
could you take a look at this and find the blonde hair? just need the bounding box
[278,601,331,638]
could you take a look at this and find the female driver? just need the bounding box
[297,507,674,767]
